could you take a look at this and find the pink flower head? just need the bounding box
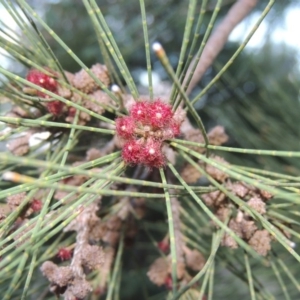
[115,116,136,139]
[140,139,165,168]
[30,199,42,212]
[68,107,77,117]
[26,69,57,96]
[149,100,173,128]
[46,100,64,116]
[122,140,143,165]
[158,240,169,253]
[130,101,149,124]
[164,275,173,290]
[57,248,72,261]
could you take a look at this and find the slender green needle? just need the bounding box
[244,252,256,300]
[159,168,177,296]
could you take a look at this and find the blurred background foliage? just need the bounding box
[27,0,299,174]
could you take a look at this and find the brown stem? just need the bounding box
[185,0,258,95]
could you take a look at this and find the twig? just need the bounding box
[185,0,258,95]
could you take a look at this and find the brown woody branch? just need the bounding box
[185,0,258,95]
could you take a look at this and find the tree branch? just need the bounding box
[185,0,258,95]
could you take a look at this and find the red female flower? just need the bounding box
[57,248,72,261]
[130,101,149,124]
[68,106,77,117]
[164,275,173,290]
[122,140,143,165]
[30,199,42,212]
[157,239,169,253]
[149,100,173,128]
[140,139,165,168]
[26,69,64,115]
[26,69,57,96]
[46,101,64,116]
[115,116,136,139]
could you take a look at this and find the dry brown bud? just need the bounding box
[228,219,243,238]
[227,181,250,198]
[73,64,110,94]
[40,261,73,287]
[64,71,75,84]
[147,257,169,286]
[248,229,271,256]
[205,156,229,182]
[228,218,257,240]
[84,90,112,115]
[241,219,258,240]
[56,71,74,99]
[180,163,202,184]
[183,247,206,271]
[80,245,104,270]
[215,206,230,222]
[202,190,226,207]
[7,192,26,209]
[208,126,229,145]
[259,190,273,201]
[86,148,102,161]
[57,85,72,99]
[183,128,205,153]
[247,196,266,214]
[221,233,238,249]
[67,277,92,299]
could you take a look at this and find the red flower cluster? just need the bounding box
[26,69,64,115]
[115,100,180,168]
